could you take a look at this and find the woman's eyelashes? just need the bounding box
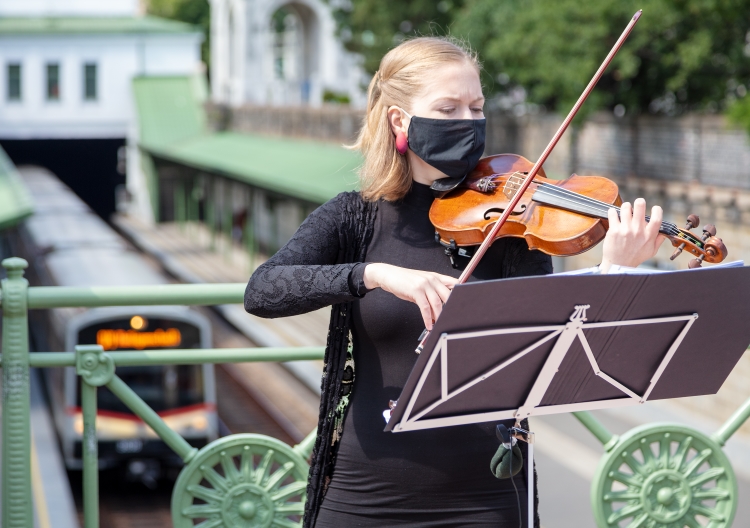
[438,106,484,116]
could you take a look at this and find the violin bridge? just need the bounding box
[503,172,526,200]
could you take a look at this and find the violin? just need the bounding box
[430,153,728,267]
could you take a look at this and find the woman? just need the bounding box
[245,37,663,527]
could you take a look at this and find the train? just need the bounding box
[4,166,218,481]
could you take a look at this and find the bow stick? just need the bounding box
[417,9,643,353]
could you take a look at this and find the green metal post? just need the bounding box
[713,395,750,447]
[293,428,317,459]
[140,151,160,223]
[27,283,245,309]
[189,176,199,242]
[81,380,99,528]
[175,179,185,230]
[106,375,197,463]
[572,411,619,452]
[207,176,216,251]
[223,180,232,262]
[245,194,255,274]
[15,346,326,368]
[1,257,32,528]
[186,177,194,238]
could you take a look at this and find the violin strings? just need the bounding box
[530,182,687,239]
[485,173,700,243]
[535,184,682,237]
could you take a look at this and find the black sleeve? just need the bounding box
[244,193,366,318]
[508,239,554,278]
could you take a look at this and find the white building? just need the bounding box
[0,0,203,221]
[210,0,366,107]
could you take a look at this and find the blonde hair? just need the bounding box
[351,37,480,202]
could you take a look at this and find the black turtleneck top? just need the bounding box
[246,183,552,528]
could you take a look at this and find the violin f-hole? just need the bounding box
[484,204,527,220]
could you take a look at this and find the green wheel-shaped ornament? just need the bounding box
[172,434,309,528]
[591,424,737,528]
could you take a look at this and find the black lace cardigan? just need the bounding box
[245,192,377,527]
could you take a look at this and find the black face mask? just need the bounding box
[406,113,486,187]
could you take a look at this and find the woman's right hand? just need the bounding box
[363,263,458,330]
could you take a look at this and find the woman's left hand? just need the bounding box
[600,198,665,273]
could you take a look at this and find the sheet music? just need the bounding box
[555,260,744,276]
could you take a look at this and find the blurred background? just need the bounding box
[1,0,750,526]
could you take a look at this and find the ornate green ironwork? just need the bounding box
[76,345,115,387]
[591,423,737,528]
[171,434,310,528]
[1,258,32,528]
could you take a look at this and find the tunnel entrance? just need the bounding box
[0,138,126,219]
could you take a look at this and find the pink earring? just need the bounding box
[395,130,409,155]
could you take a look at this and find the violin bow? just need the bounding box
[417,10,643,353]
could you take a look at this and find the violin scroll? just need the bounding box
[668,216,727,267]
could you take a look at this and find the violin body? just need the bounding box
[430,154,622,256]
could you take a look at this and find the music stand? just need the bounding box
[385,266,750,526]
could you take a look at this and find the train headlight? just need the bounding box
[162,408,210,437]
[71,411,141,440]
[130,315,147,330]
[73,414,83,436]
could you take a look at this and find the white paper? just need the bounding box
[554,260,744,277]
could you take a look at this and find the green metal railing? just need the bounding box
[2,255,750,528]
[0,257,320,528]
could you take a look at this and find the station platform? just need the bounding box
[0,369,80,528]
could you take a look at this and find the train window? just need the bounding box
[76,317,205,413]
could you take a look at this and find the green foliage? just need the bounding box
[728,96,750,134]
[330,0,465,74]
[147,0,210,69]
[323,89,351,105]
[451,0,750,118]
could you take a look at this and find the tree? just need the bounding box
[451,0,750,119]
[147,0,211,70]
[330,0,464,74]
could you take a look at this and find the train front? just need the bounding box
[8,167,219,483]
[63,309,217,480]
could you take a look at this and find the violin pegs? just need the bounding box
[686,214,700,230]
[702,224,717,240]
[670,243,685,261]
[688,256,704,269]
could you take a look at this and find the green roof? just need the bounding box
[0,16,199,35]
[133,75,360,203]
[133,76,207,150]
[0,146,33,231]
[149,133,361,203]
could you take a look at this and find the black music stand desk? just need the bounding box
[385,265,750,525]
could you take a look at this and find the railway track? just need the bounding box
[70,305,319,527]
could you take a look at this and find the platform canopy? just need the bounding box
[0,146,33,231]
[133,76,361,205]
